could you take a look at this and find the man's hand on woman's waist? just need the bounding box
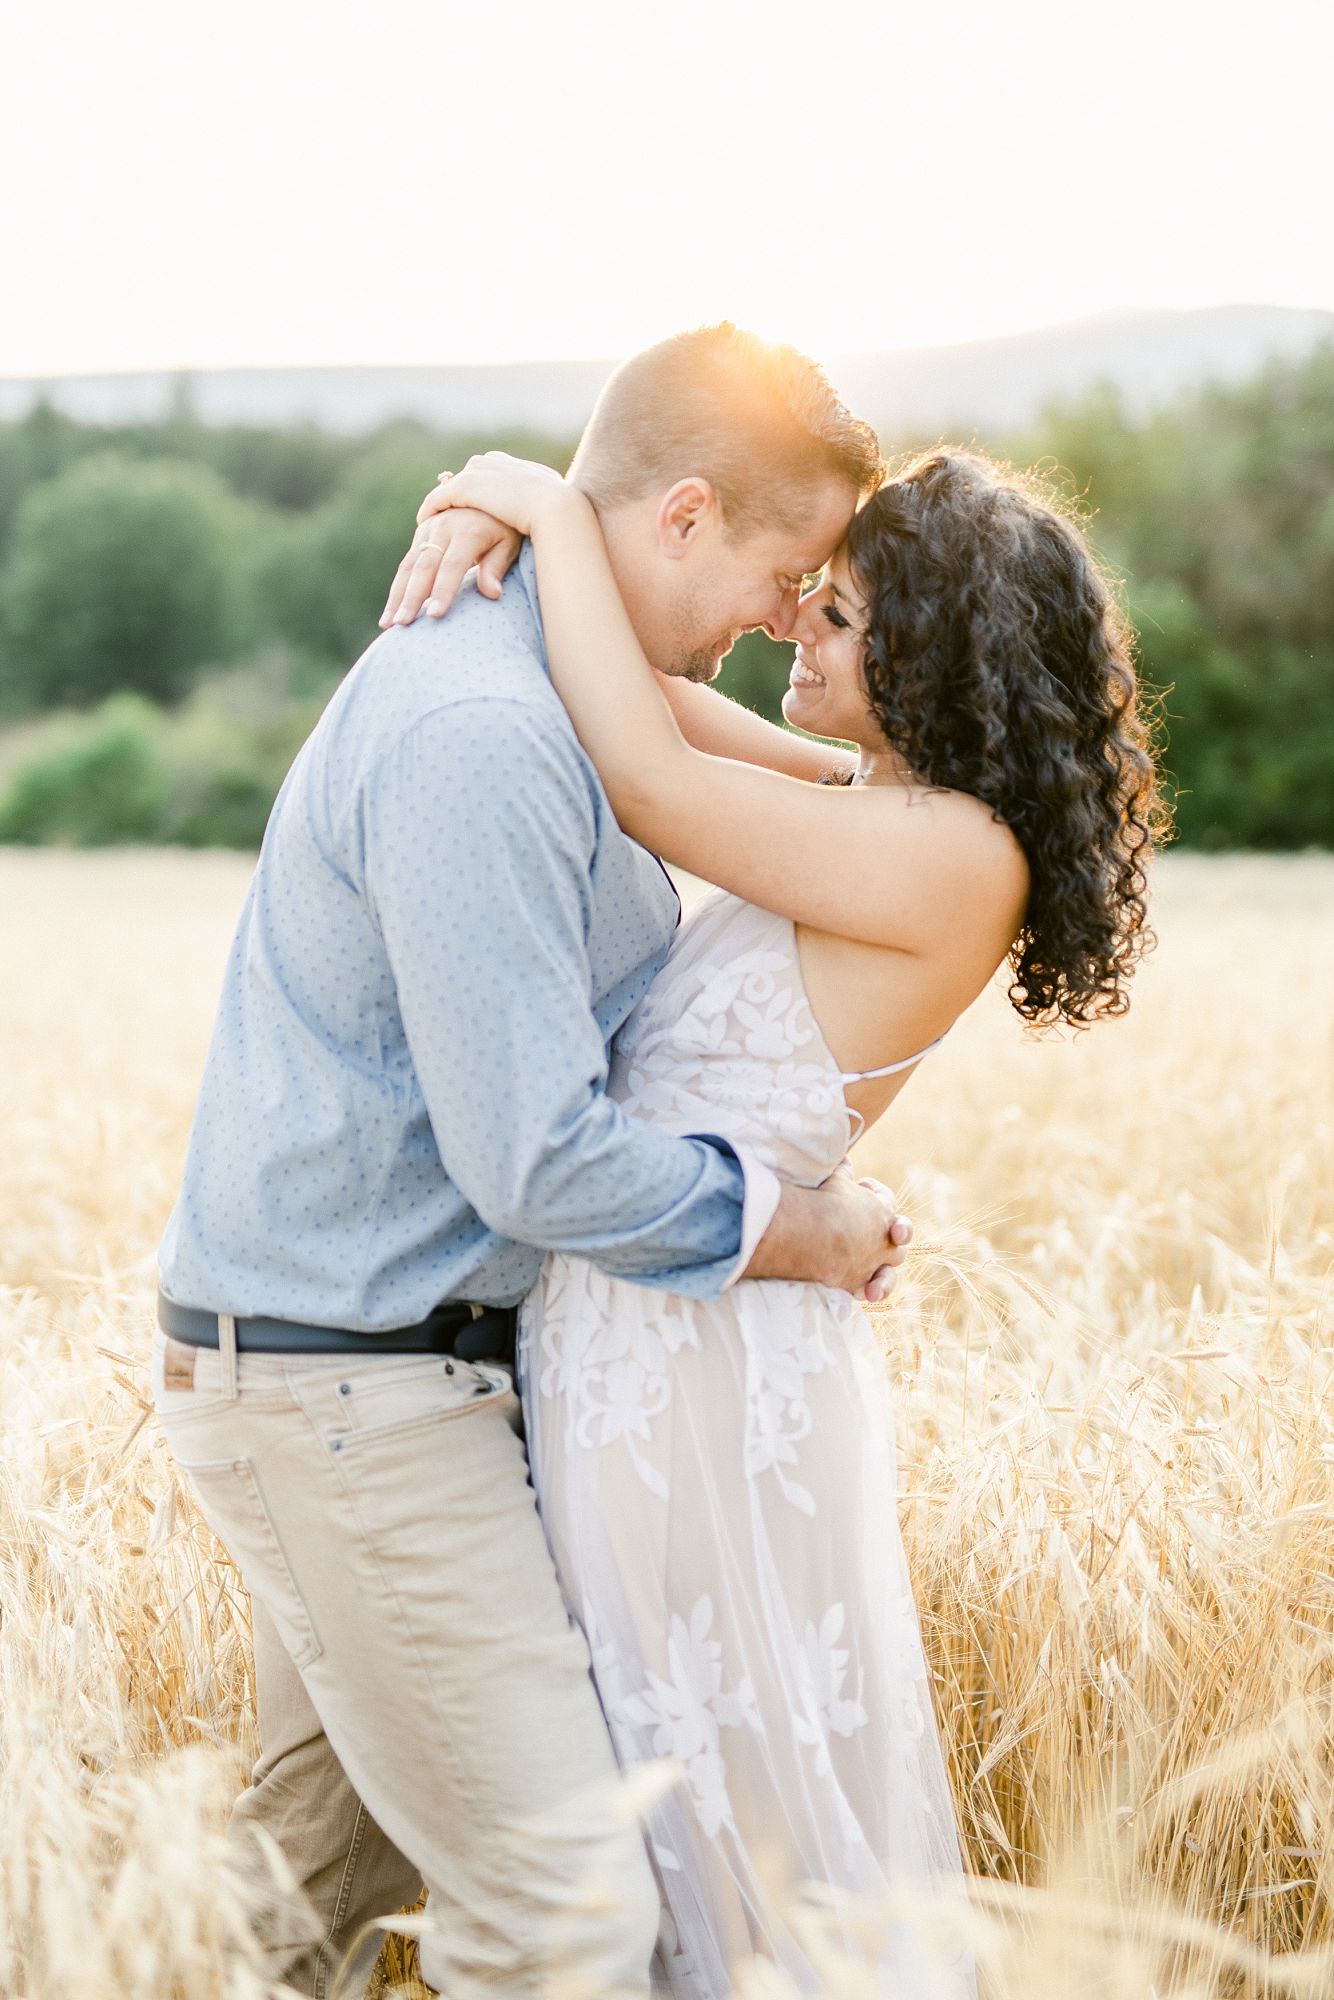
[744,1166,912,1303]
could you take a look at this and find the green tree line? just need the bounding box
[0,346,1330,848]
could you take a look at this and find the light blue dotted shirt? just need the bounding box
[159,546,776,1329]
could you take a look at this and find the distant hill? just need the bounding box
[2,305,1329,442]
[828,306,1334,437]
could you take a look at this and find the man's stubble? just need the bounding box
[663,577,735,685]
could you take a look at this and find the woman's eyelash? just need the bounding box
[823,605,850,630]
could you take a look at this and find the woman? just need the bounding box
[386,446,1163,1996]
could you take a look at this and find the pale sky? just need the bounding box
[4,0,1331,378]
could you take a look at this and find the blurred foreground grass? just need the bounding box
[1,848,1331,1996]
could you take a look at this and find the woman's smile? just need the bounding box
[788,652,825,690]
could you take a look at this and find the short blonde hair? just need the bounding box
[569,323,883,535]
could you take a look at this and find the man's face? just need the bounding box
[659,477,861,682]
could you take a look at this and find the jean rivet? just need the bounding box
[338,1381,352,1396]
[331,1438,343,1452]
[444,1361,454,1375]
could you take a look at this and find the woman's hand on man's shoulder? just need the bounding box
[379,454,576,631]
[379,501,522,630]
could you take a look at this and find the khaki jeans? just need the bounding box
[152,1323,660,2000]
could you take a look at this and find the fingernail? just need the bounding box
[393,609,412,624]
[425,598,443,617]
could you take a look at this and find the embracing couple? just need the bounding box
[153,325,1160,1999]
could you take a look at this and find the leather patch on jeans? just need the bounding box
[162,1338,197,1391]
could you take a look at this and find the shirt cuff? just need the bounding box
[719,1146,782,1290]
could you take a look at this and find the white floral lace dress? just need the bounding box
[519,889,976,1998]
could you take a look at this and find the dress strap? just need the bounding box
[838,1032,947,1085]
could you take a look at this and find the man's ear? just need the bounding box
[655,478,720,560]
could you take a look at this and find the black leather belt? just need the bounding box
[158,1291,517,1364]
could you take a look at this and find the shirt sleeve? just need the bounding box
[360,697,780,1299]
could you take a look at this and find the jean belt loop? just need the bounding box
[218,1312,239,1400]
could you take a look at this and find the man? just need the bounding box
[154,324,906,1999]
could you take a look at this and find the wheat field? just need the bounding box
[2,846,1332,1999]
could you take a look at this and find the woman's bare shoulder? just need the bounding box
[871,780,1029,918]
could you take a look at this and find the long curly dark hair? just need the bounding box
[843,449,1168,1027]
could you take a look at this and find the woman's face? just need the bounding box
[781,547,882,745]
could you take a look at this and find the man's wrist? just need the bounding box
[745,1182,845,1289]
[720,1152,782,1290]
